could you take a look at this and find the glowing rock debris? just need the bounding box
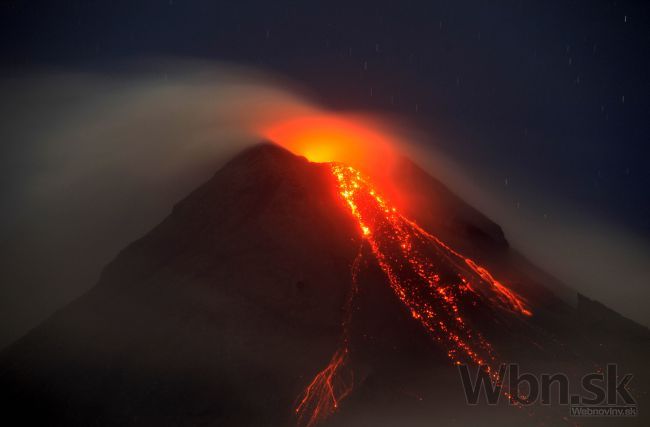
[295,163,532,427]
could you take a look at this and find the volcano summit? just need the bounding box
[1,143,648,426]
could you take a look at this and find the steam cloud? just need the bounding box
[0,59,321,348]
[1,58,648,350]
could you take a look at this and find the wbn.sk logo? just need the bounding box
[458,364,637,417]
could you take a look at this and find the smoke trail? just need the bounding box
[0,59,322,349]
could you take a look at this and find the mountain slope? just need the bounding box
[1,144,361,426]
[1,143,648,426]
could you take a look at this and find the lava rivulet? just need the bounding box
[295,163,533,426]
[295,245,362,427]
[331,164,531,362]
[295,348,353,427]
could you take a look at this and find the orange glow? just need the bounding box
[330,164,531,369]
[295,348,353,427]
[295,246,362,427]
[294,162,533,427]
[264,114,397,174]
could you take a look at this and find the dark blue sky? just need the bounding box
[2,0,649,239]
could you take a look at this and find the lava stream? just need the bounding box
[295,348,353,427]
[295,246,362,427]
[295,163,532,426]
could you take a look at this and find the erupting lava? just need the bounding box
[295,348,352,427]
[294,162,533,427]
[269,112,533,427]
[295,244,361,427]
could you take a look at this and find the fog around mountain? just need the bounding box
[1,60,649,354]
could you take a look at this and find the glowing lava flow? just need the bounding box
[295,163,532,426]
[295,348,352,427]
[331,163,531,364]
[295,248,362,427]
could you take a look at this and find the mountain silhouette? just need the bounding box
[1,143,648,426]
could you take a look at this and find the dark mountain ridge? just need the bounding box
[1,143,648,426]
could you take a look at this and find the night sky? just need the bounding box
[2,0,648,238]
[1,1,649,346]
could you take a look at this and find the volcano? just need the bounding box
[1,143,648,426]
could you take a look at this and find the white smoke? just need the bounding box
[0,59,321,349]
